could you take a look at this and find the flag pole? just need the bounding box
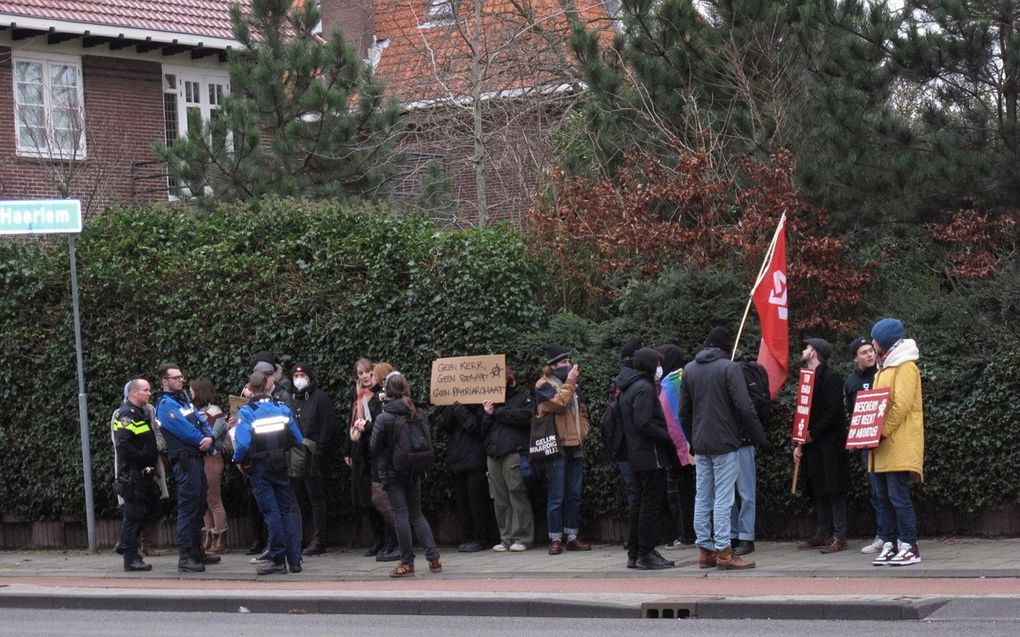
[732,211,787,361]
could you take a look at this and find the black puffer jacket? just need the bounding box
[480,387,533,458]
[437,402,486,473]
[617,352,676,472]
[679,347,767,455]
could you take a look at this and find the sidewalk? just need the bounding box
[2,538,1019,619]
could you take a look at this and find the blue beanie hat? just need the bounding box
[871,318,904,350]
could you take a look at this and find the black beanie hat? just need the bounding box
[632,347,661,378]
[292,361,315,381]
[847,336,871,358]
[655,344,686,375]
[620,337,644,360]
[703,326,733,352]
[544,343,571,366]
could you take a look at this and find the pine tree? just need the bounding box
[158,0,404,204]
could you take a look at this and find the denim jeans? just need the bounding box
[873,471,918,545]
[694,450,740,551]
[546,446,585,539]
[385,476,439,565]
[728,445,756,541]
[250,466,300,567]
[862,450,886,538]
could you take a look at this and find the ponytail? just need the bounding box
[384,372,416,418]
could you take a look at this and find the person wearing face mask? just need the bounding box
[535,343,592,555]
[288,362,337,555]
[616,348,677,570]
[480,366,535,552]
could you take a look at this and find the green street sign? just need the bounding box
[0,199,82,235]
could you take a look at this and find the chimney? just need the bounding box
[319,0,375,58]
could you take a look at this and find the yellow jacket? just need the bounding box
[869,339,924,481]
[535,370,590,448]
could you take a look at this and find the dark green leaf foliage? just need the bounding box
[158,0,404,205]
[0,200,542,521]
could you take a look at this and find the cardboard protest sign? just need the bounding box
[845,388,890,449]
[228,394,247,418]
[791,368,815,444]
[430,354,506,406]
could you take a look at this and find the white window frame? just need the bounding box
[12,52,87,160]
[421,0,458,28]
[161,65,231,200]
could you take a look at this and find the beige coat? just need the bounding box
[535,372,590,448]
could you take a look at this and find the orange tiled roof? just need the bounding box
[0,0,250,41]
[372,0,616,104]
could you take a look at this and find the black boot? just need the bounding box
[191,548,222,565]
[124,557,152,572]
[177,553,205,573]
[363,538,384,557]
[734,540,755,556]
[304,541,326,556]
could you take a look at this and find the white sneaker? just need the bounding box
[872,541,897,566]
[509,542,527,552]
[492,543,509,552]
[887,544,921,566]
[663,539,685,550]
[861,537,885,554]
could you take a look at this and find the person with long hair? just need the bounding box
[369,372,441,577]
[343,358,389,555]
[190,377,229,554]
[348,362,399,561]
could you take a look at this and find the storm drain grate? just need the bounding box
[641,602,694,619]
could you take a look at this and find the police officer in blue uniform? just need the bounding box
[156,363,221,573]
[113,378,161,572]
[234,370,304,575]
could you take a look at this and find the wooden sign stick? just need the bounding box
[790,444,802,494]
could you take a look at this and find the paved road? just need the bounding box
[1,610,1018,637]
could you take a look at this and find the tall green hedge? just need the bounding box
[0,199,543,520]
[1,204,1018,532]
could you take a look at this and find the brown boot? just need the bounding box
[208,530,228,554]
[716,545,755,570]
[698,547,717,569]
[138,526,165,557]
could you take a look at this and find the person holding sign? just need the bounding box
[792,339,850,554]
[844,337,883,554]
[536,344,592,555]
[868,318,924,567]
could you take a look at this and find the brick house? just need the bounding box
[0,1,239,217]
[359,0,617,226]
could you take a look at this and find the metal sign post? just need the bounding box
[0,200,95,552]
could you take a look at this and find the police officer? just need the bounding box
[113,378,161,572]
[234,370,304,575]
[156,363,220,573]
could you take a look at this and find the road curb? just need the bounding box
[0,592,640,618]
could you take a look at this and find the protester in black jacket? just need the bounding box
[480,368,534,551]
[618,348,677,570]
[437,401,497,552]
[289,362,337,555]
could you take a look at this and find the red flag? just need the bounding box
[752,216,789,398]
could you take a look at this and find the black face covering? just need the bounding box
[552,365,570,383]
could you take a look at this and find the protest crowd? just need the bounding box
[111,317,925,576]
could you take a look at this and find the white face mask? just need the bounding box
[293,377,310,392]
[654,366,664,381]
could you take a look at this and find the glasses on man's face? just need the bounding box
[167,375,185,382]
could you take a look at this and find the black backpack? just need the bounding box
[739,360,772,423]
[599,379,626,460]
[392,413,435,476]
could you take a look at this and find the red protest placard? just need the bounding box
[846,388,890,449]
[791,368,814,444]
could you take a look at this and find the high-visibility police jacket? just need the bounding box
[156,391,213,458]
[113,401,159,474]
[233,395,303,468]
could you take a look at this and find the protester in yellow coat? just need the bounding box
[868,318,924,567]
